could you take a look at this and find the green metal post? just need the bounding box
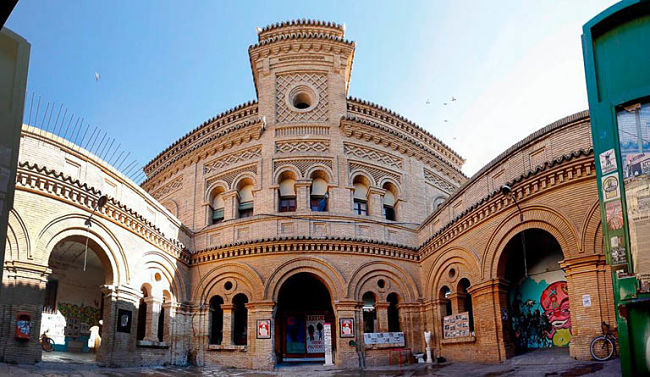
[582,1,650,376]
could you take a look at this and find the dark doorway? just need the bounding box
[275,273,335,363]
[500,229,569,354]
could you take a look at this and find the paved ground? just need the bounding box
[0,349,621,376]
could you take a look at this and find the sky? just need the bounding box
[5,0,618,180]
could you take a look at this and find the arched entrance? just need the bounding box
[499,229,570,354]
[275,272,335,363]
[41,236,113,362]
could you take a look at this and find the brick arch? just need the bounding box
[193,262,264,303]
[424,247,480,300]
[273,164,301,183]
[349,169,376,187]
[482,205,577,280]
[135,250,187,303]
[264,257,345,302]
[581,199,603,255]
[305,164,334,182]
[204,180,229,203]
[5,208,30,261]
[35,213,128,285]
[347,261,419,302]
[231,172,257,191]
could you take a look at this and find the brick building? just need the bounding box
[0,20,614,369]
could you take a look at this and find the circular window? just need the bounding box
[154,273,162,282]
[224,281,233,291]
[377,279,386,289]
[448,268,456,279]
[286,84,318,112]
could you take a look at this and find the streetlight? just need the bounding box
[83,195,108,271]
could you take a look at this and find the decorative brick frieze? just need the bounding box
[344,142,402,170]
[203,146,262,175]
[275,73,329,123]
[275,140,330,154]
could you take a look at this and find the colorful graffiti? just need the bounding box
[540,281,572,346]
[509,279,572,350]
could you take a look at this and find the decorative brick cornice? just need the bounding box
[142,118,265,190]
[142,101,259,182]
[340,116,465,185]
[257,20,345,42]
[346,98,465,168]
[16,161,191,264]
[419,149,595,257]
[190,236,419,265]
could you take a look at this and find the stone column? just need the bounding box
[143,297,162,342]
[221,304,234,345]
[99,284,141,366]
[447,293,461,314]
[560,255,613,360]
[295,180,311,212]
[334,300,362,368]
[247,301,275,370]
[222,191,238,220]
[467,279,512,362]
[190,305,209,366]
[161,301,176,343]
[367,187,384,219]
[0,260,49,364]
[375,302,389,333]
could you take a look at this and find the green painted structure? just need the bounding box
[582,1,650,375]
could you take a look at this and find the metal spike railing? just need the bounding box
[23,91,147,184]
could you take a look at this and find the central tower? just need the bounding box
[248,20,355,125]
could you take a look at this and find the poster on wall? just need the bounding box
[257,319,271,339]
[285,315,305,354]
[116,309,131,333]
[443,312,470,339]
[616,102,650,288]
[339,318,354,338]
[305,315,325,353]
[363,332,405,346]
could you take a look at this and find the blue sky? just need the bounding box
[5,0,617,179]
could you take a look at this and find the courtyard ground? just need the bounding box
[0,348,621,376]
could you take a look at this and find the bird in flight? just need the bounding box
[94,72,100,82]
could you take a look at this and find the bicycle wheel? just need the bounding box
[42,338,54,352]
[590,335,614,361]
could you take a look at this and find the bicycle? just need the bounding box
[590,322,617,361]
[40,332,55,352]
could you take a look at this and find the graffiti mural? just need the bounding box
[540,281,572,346]
[509,279,572,350]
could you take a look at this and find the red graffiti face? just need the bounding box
[540,281,571,331]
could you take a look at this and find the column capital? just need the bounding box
[220,304,235,311]
[560,254,607,274]
[466,278,510,296]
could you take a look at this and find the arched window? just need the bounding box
[232,293,248,345]
[362,292,377,333]
[209,296,224,345]
[382,182,398,221]
[310,171,329,212]
[136,287,148,341]
[210,187,225,224]
[432,196,446,212]
[353,175,370,216]
[387,293,400,332]
[236,179,254,218]
[278,171,297,212]
[440,286,452,316]
[458,278,474,332]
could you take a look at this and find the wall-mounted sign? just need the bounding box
[363,332,405,346]
[323,323,333,366]
[582,294,592,307]
[443,312,470,339]
[116,309,131,333]
[599,148,618,174]
[256,319,271,339]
